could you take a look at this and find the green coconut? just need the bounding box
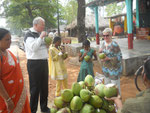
[108,100,114,105]
[102,98,109,110]
[95,109,107,113]
[54,96,65,109]
[94,84,105,98]
[84,55,90,62]
[70,96,83,111]
[89,95,103,108]
[87,86,95,91]
[80,89,91,102]
[78,81,85,89]
[103,84,117,98]
[44,36,52,44]
[50,106,57,113]
[80,104,95,113]
[72,82,82,96]
[63,52,68,59]
[99,53,106,59]
[61,89,74,102]
[84,75,95,87]
[108,105,115,112]
[56,107,71,113]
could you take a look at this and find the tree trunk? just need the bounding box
[25,1,34,25]
[57,0,61,37]
[77,0,86,43]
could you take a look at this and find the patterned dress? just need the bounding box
[100,41,122,80]
[0,50,31,113]
[77,48,95,82]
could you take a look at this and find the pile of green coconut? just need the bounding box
[50,75,118,113]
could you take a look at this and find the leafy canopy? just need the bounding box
[0,0,61,35]
[63,0,78,24]
[105,2,125,16]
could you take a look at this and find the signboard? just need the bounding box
[136,28,150,40]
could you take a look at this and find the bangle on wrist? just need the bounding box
[6,97,11,102]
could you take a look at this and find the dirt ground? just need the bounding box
[18,48,144,105]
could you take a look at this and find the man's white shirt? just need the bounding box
[24,28,48,59]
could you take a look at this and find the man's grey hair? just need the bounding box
[103,28,112,36]
[33,17,45,25]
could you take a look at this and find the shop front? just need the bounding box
[136,0,150,40]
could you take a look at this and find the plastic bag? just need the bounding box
[94,72,105,86]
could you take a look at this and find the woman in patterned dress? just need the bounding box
[0,28,31,113]
[99,28,122,94]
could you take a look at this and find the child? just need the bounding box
[48,36,68,97]
[77,40,97,82]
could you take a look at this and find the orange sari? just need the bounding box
[0,50,31,113]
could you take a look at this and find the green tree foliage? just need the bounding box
[58,3,66,25]
[63,0,78,24]
[105,2,125,16]
[0,0,60,35]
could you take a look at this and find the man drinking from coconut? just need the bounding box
[24,17,50,113]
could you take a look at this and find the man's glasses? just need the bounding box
[103,35,109,37]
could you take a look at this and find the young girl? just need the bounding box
[77,40,97,82]
[48,36,68,97]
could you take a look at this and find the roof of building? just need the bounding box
[85,0,125,7]
[66,14,109,30]
[104,11,136,19]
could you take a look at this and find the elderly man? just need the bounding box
[24,17,50,113]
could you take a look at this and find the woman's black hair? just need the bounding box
[144,58,150,80]
[82,39,90,47]
[53,36,61,44]
[0,28,9,40]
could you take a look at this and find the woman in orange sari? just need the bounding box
[0,28,31,113]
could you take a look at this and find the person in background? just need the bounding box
[99,28,122,94]
[77,39,97,82]
[106,59,150,113]
[48,36,68,97]
[24,17,50,113]
[48,31,55,40]
[0,28,31,113]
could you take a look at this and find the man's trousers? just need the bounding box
[27,59,49,113]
